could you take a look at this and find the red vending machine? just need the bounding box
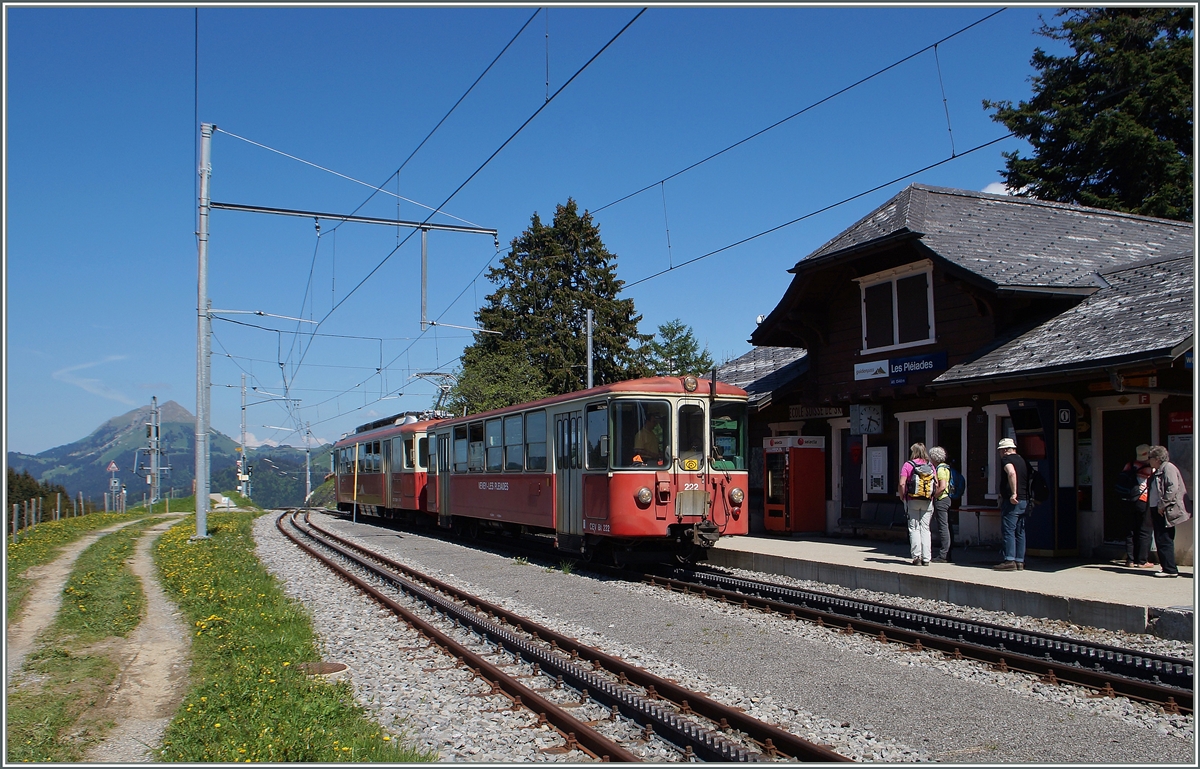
[763,436,826,533]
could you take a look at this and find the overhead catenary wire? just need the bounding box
[592,8,1004,214]
[622,134,1014,290]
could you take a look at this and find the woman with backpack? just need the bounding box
[929,446,955,563]
[899,442,935,566]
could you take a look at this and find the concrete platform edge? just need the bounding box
[707,549,1155,635]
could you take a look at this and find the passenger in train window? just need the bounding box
[633,412,665,466]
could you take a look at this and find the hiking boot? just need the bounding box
[1016,562,1025,570]
[993,561,1017,571]
[912,557,921,565]
[921,560,930,566]
[930,557,948,563]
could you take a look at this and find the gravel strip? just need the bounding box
[256,513,1194,763]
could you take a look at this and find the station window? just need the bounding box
[417,437,428,469]
[586,402,609,469]
[857,261,935,353]
[485,418,503,471]
[504,415,523,471]
[525,410,547,471]
[612,400,671,469]
[468,422,485,472]
[453,425,468,473]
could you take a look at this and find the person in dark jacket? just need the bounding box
[995,438,1028,571]
[1121,444,1155,568]
[1147,445,1190,578]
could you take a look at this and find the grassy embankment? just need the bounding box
[6,517,161,761]
[154,508,433,762]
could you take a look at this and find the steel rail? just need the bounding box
[675,568,1193,691]
[645,572,1192,715]
[276,512,639,762]
[301,514,850,762]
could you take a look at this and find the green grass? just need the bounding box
[154,510,433,763]
[6,518,160,762]
[5,510,147,622]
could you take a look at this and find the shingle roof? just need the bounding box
[716,347,808,409]
[801,184,1194,291]
[932,254,1194,384]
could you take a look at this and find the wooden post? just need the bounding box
[56,492,61,521]
[11,504,17,539]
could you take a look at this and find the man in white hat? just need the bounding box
[995,437,1029,571]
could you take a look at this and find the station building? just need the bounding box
[731,184,1194,563]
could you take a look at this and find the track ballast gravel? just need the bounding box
[253,513,1194,763]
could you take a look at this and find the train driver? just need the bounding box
[633,412,666,466]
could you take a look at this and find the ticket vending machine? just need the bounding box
[763,436,826,533]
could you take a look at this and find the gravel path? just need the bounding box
[255,513,1194,763]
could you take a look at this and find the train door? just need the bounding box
[555,410,583,550]
[426,434,440,513]
[437,429,454,526]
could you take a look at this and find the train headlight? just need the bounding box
[729,487,745,505]
[682,375,698,392]
[635,487,653,505]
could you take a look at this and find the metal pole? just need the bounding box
[305,422,312,504]
[586,308,594,389]
[352,442,360,525]
[420,228,428,331]
[11,504,18,539]
[240,373,247,496]
[150,396,161,505]
[195,122,214,540]
[56,492,60,521]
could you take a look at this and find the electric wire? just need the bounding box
[622,133,1014,289]
[592,8,1004,214]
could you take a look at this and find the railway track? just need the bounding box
[278,510,850,763]
[649,567,1194,715]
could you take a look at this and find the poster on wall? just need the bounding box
[1168,434,1193,494]
[1077,439,1092,486]
[866,446,888,494]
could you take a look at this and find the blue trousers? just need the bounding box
[1000,499,1028,563]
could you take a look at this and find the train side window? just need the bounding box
[586,403,608,469]
[403,438,415,469]
[468,422,485,472]
[485,418,503,471]
[417,437,429,469]
[357,443,367,474]
[504,415,523,471]
[391,438,403,471]
[427,435,438,473]
[453,426,468,473]
[711,401,748,470]
[525,410,547,471]
[374,441,383,473]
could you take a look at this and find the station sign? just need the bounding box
[788,405,844,419]
[763,436,825,450]
[888,352,948,386]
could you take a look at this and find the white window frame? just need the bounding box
[855,259,936,354]
[982,404,1011,498]
[893,406,971,495]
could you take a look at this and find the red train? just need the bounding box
[331,376,750,564]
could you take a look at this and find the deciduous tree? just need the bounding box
[985,8,1192,220]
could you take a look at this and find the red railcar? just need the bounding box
[333,376,750,564]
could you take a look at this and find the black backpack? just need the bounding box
[1113,468,1140,501]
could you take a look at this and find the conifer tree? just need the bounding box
[985,8,1192,220]
[644,319,714,376]
[452,199,650,413]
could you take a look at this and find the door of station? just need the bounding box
[763,436,826,533]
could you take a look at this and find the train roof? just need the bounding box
[431,376,749,427]
[333,377,748,447]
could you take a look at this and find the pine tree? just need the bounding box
[644,319,714,376]
[452,199,651,413]
[985,8,1193,220]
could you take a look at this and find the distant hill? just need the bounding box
[6,401,331,509]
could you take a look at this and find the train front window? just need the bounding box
[712,402,748,470]
[678,404,706,470]
[612,400,671,469]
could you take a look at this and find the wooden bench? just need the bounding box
[837,501,907,534]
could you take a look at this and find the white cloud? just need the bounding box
[982,182,1013,195]
[242,431,280,448]
[52,356,136,405]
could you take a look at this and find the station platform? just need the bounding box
[708,534,1195,640]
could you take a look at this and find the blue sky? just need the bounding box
[5,4,1067,454]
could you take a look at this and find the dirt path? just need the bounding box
[5,519,143,683]
[6,515,194,763]
[82,516,193,762]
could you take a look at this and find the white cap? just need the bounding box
[997,437,1017,450]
